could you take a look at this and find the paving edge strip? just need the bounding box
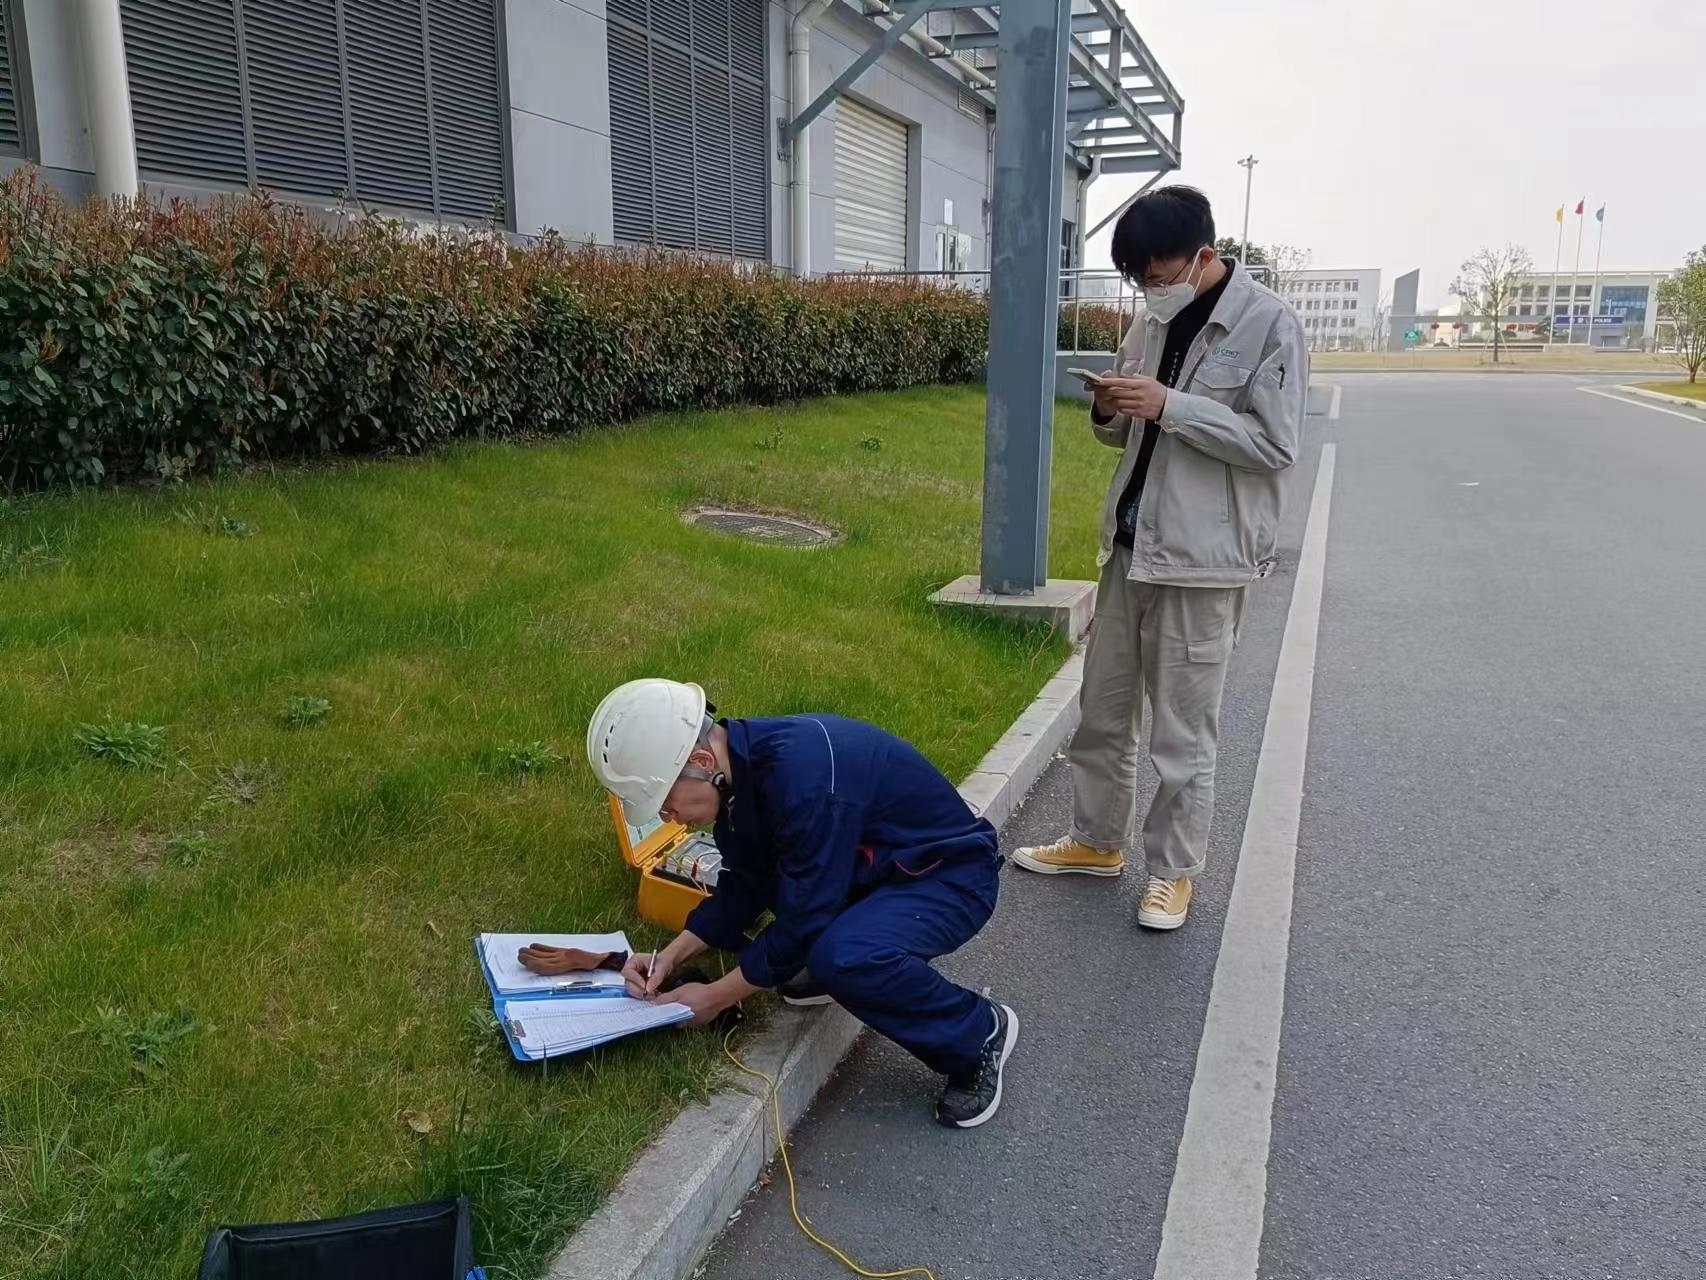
[547,649,1086,1280]
[1612,383,1706,415]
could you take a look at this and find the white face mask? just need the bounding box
[1142,252,1209,323]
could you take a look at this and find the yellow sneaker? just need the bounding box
[1011,835,1124,877]
[1137,874,1193,930]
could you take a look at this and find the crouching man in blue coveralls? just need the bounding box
[586,678,1018,1129]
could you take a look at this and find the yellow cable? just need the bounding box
[722,1027,939,1280]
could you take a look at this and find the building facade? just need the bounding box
[0,0,1180,283]
[1278,268,1381,351]
[1502,269,1676,348]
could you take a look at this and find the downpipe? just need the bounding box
[787,0,835,277]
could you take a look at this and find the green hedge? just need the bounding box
[1058,301,1124,353]
[0,175,1017,488]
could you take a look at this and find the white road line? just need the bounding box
[1328,385,1342,420]
[1577,385,1706,422]
[1152,442,1337,1280]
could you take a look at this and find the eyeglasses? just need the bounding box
[1138,256,1200,290]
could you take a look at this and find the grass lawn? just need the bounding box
[1632,379,1706,402]
[0,386,1108,1279]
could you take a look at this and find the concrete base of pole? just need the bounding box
[930,576,1096,640]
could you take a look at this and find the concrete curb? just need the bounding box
[547,650,1085,1280]
[1612,384,1706,414]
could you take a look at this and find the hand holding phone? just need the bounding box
[1069,366,1126,418]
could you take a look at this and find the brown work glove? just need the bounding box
[516,943,629,976]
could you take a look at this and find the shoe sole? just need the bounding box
[781,993,835,1007]
[942,1004,1020,1130]
[1010,850,1123,877]
[1137,910,1188,931]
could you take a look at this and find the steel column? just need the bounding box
[980,0,1072,594]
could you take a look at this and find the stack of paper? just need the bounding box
[477,932,631,997]
[475,931,692,1061]
[499,997,692,1061]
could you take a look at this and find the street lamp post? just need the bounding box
[1237,155,1258,264]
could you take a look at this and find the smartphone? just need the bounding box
[1065,366,1110,387]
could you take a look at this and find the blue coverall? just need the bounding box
[684,715,1001,1077]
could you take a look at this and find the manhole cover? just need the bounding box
[684,507,835,548]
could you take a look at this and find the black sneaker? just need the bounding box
[935,1002,1019,1129]
[779,969,835,1007]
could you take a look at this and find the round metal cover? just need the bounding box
[684,507,835,548]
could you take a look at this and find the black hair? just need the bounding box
[1110,185,1215,283]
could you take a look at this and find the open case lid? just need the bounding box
[608,793,690,868]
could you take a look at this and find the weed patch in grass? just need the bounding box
[84,1005,202,1078]
[280,695,333,729]
[73,721,169,770]
[164,831,216,868]
[0,527,66,576]
[488,741,564,779]
[206,760,276,808]
[103,1145,193,1217]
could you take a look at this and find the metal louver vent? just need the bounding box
[607,24,652,243]
[123,0,249,185]
[243,0,348,197]
[0,2,21,155]
[693,62,733,252]
[607,0,768,259]
[427,0,505,220]
[119,0,508,224]
[650,42,696,250]
[344,0,434,211]
[730,77,767,259]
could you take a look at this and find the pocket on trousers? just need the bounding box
[1180,587,1239,664]
[1186,633,1232,664]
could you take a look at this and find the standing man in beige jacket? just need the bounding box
[1015,185,1308,930]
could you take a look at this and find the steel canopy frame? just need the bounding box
[936,0,1185,176]
[775,0,1185,182]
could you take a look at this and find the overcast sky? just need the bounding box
[1082,0,1705,308]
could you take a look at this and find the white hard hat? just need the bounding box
[586,678,709,817]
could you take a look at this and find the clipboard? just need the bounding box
[474,934,630,1002]
[491,993,692,1062]
[474,934,691,1062]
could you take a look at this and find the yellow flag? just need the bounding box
[1554,206,1564,223]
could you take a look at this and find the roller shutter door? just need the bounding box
[833,98,908,272]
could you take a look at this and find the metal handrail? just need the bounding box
[825,262,1274,352]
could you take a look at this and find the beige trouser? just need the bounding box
[1069,544,1243,879]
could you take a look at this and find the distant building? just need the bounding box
[1385,268,1420,352]
[1277,269,1382,351]
[1504,270,1678,349]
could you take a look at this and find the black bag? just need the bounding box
[197,1195,483,1280]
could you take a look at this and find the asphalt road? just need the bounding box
[696,375,1706,1280]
